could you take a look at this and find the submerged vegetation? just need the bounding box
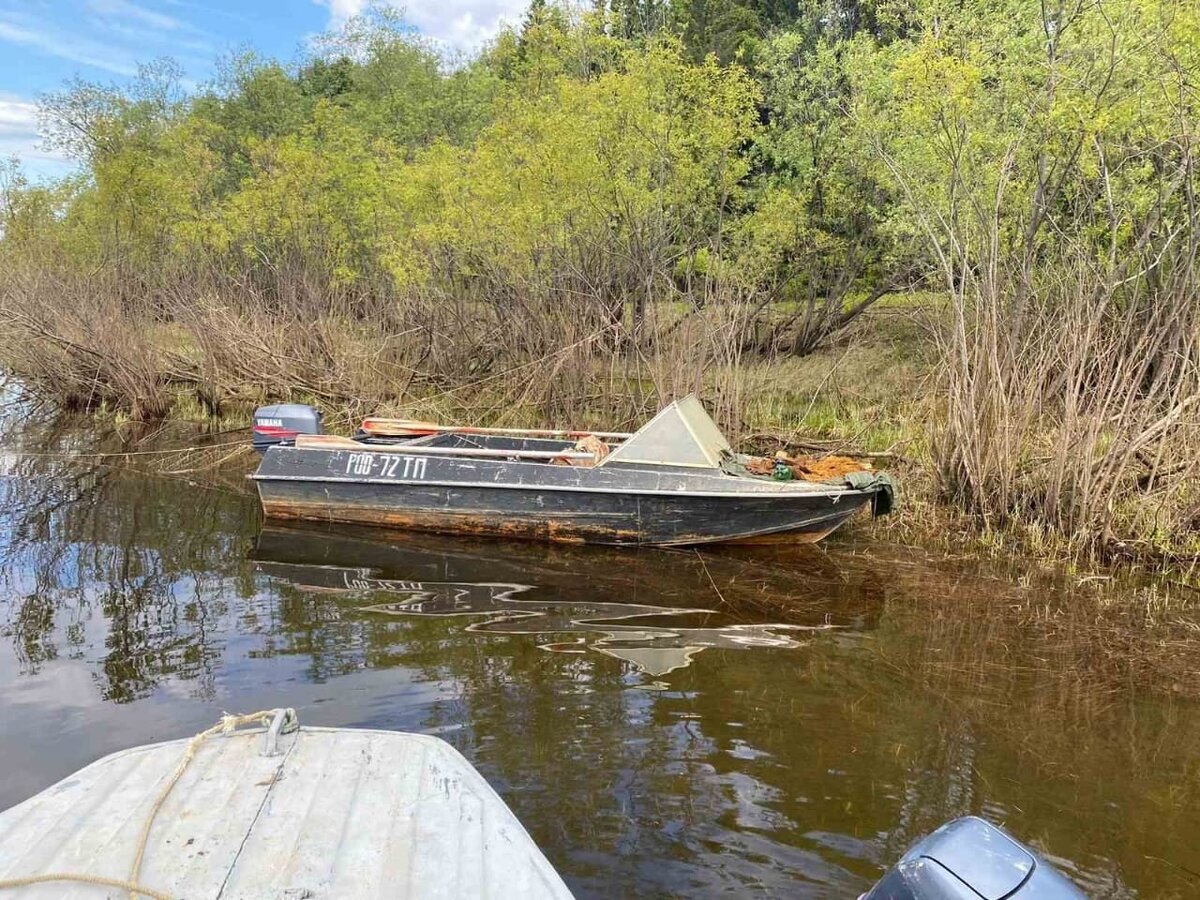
[0,0,1198,562]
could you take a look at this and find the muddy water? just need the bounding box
[1,405,1199,898]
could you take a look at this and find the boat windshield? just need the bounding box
[597,396,732,469]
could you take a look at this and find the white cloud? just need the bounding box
[314,0,526,48]
[408,0,527,47]
[86,0,186,32]
[0,93,72,179]
[0,95,37,135]
[316,0,368,28]
[0,19,139,76]
[0,94,50,157]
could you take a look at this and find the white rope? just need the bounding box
[0,872,171,899]
[126,711,280,899]
[0,710,283,900]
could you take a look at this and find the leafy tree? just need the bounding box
[219,102,390,286]
[377,39,760,337]
[298,57,356,101]
[672,0,763,63]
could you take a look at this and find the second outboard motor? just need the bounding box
[252,403,323,452]
[862,816,1084,899]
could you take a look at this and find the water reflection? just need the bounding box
[1,461,243,703]
[1,403,1199,898]
[253,526,859,676]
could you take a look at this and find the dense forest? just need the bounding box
[0,0,1197,557]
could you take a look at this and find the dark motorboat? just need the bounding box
[250,396,895,547]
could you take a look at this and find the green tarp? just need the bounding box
[843,471,897,517]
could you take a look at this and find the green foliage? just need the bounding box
[853,0,1200,274]
[6,17,761,318]
[2,0,1195,356]
[388,41,758,282]
[743,32,899,287]
[217,102,392,283]
[0,159,81,256]
[672,0,762,63]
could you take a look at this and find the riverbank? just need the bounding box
[4,0,1197,606]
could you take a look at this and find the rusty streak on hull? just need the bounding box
[258,490,864,547]
[262,500,637,544]
[720,526,842,546]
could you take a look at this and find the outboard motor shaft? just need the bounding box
[863,816,1084,899]
[253,404,323,452]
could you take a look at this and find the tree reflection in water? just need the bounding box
[0,400,250,701]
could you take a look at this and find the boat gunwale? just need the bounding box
[0,725,459,798]
[254,445,876,499]
[250,470,870,500]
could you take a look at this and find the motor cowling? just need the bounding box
[253,404,323,452]
[862,817,1084,900]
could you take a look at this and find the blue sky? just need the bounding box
[0,0,527,179]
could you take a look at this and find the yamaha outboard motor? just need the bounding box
[863,817,1084,899]
[252,403,323,452]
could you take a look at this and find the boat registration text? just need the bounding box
[342,452,428,480]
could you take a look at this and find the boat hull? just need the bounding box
[258,481,865,545]
[253,447,874,546]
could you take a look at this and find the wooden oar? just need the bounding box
[360,418,632,440]
[295,433,596,460]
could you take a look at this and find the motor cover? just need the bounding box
[863,817,1085,900]
[253,404,323,452]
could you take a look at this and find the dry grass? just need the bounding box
[932,249,1200,558]
[0,260,768,435]
[875,72,1200,563]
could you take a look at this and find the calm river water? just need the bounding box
[1,400,1198,897]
